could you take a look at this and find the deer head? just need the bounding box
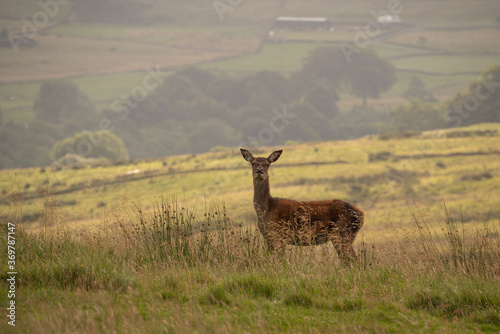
[240,148,282,180]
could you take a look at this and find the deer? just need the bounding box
[240,148,364,264]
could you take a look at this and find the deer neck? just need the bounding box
[253,177,272,216]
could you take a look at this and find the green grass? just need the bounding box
[73,71,152,104]
[389,27,500,53]
[200,42,327,73]
[0,81,39,121]
[372,43,413,59]
[393,54,500,74]
[50,23,266,41]
[0,193,498,333]
[50,23,131,40]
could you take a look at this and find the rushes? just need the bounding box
[114,197,499,278]
[118,198,263,267]
[409,201,499,277]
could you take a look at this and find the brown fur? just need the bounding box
[241,148,364,263]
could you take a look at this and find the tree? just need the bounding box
[346,49,396,107]
[302,79,339,117]
[388,100,445,132]
[51,130,129,164]
[443,65,500,127]
[176,67,215,91]
[131,74,202,126]
[296,47,395,107]
[244,71,290,102]
[34,79,95,122]
[283,102,329,141]
[298,47,347,90]
[185,96,235,121]
[188,119,241,153]
[0,121,56,168]
[403,76,436,102]
[207,76,247,109]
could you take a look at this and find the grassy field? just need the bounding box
[1,124,499,332]
[0,204,498,333]
[392,54,500,74]
[0,32,260,84]
[200,42,326,73]
[389,27,500,53]
[2,122,499,234]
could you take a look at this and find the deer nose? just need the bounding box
[256,167,264,174]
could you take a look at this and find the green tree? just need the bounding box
[131,74,202,126]
[283,102,329,141]
[403,76,436,102]
[389,100,445,132]
[0,121,56,168]
[51,130,129,163]
[207,76,247,109]
[443,65,500,127]
[185,96,235,121]
[176,67,215,91]
[34,79,95,122]
[302,79,339,117]
[296,47,395,108]
[188,119,241,153]
[244,71,290,102]
[297,46,347,90]
[346,49,396,107]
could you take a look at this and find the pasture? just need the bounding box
[1,123,499,332]
[2,123,500,233]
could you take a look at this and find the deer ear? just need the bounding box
[267,150,283,163]
[240,148,254,162]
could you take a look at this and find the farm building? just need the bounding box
[274,16,332,30]
[377,15,402,26]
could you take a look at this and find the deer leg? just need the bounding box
[330,233,347,264]
[341,242,357,264]
[331,232,357,265]
[264,236,284,254]
[340,232,358,264]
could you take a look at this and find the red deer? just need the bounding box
[240,148,364,264]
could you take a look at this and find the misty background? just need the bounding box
[0,0,499,169]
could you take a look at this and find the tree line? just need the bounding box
[0,46,498,169]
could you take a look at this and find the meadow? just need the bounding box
[2,122,499,229]
[1,123,499,332]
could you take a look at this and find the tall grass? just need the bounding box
[409,202,499,277]
[115,198,265,268]
[1,197,499,333]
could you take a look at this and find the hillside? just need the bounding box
[1,123,499,333]
[2,123,499,238]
